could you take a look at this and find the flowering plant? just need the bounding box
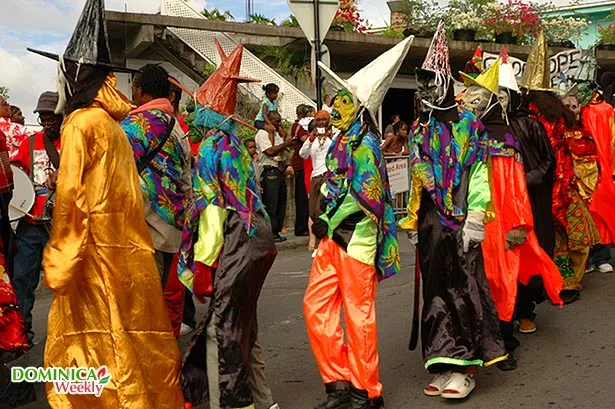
[598,10,615,45]
[449,12,483,31]
[542,16,588,44]
[483,0,543,38]
[333,0,370,34]
[445,0,493,31]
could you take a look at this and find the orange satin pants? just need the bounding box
[303,238,382,398]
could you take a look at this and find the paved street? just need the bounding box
[13,236,615,408]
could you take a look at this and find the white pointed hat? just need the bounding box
[318,35,414,120]
[499,46,519,92]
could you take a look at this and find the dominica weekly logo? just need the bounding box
[11,366,112,397]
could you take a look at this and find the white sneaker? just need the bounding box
[585,264,596,274]
[598,263,614,273]
[269,405,281,409]
[441,372,476,399]
[424,371,451,396]
[180,323,194,336]
[311,249,317,258]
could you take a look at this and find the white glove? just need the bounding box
[462,211,485,253]
[407,231,418,247]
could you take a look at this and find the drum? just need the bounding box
[8,165,35,222]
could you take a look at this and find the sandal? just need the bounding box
[441,372,475,399]
[423,371,451,396]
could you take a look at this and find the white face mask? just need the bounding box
[55,61,68,115]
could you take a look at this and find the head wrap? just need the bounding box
[314,110,330,121]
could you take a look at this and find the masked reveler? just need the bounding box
[573,53,615,274]
[178,39,277,409]
[518,33,601,304]
[459,51,563,370]
[27,0,184,407]
[503,46,560,338]
[302,37,410,409]
[398,22,507,400]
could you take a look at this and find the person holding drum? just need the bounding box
[11,91,62,346]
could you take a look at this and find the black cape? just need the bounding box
[509,114,556,258]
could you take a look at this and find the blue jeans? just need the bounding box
[589,244,612,267]
[12,221,49,340]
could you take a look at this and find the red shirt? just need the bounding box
[12,132,61,222]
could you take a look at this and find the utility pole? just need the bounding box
[313,0,322,108]
[287,0,338,108]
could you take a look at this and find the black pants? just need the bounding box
[261,167,287,236]
[155,250,175,289]
[589,244,612,266]
[499,280,539,352]
[183,290,196,329]
[0,192,15,274]
[294,170,309,236]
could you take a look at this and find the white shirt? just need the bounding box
[255,129,283,169]
[300,134,333,178]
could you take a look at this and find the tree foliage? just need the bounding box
[0,86,8,100]
[201,8,235,21]
[280,14,299,28]
[248,13,276,25]
[256,46,311,87]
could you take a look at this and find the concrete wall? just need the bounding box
[114,59,201,110]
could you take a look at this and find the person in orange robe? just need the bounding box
[580,91,615,272]
[460,61,562,372]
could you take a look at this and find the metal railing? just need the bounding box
[160,0,315,124]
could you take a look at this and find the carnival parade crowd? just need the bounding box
[1,0,615,408]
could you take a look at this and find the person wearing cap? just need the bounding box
[11,91,62,346]
[303,38,408,409]
[28,0,184,407]
[0,96,29,161]
[398,22,506,399]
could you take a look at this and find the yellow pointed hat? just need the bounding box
[459,59,500,94]
[519,31,551,91]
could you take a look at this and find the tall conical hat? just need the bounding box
[421,21,451,78]
[499,46,520,92]
[462,45,484,79]
[519,31,551,91]
[459,59,500,94]
[27,0,137,73]
[195,39,259,117]
[318,35,414,120]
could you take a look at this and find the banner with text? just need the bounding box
[484,49,584,88]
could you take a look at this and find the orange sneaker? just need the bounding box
[518,319,537,334]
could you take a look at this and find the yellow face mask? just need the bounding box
[331,90,356,131]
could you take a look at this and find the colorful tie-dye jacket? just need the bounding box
[400,110,490,231]
[121,108,189,229]
[178,129,268,290]
[321,119,400,281]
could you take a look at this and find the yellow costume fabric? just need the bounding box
[43,75,184,409]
